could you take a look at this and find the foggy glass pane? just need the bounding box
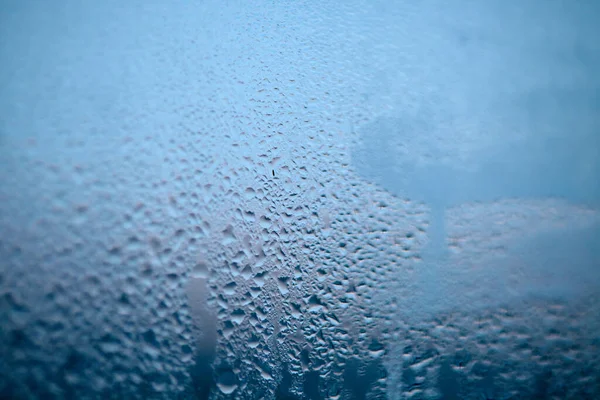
[1,1,599,399]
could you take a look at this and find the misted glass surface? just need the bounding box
[1,1,599,399]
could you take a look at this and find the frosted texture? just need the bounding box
[1,0,599,399]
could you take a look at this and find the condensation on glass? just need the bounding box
[1,0,599,399]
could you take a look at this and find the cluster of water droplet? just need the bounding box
[2,0,600,399]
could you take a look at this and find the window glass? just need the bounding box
[1,1,599,398]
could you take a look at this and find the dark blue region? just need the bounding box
[3,337,600,399]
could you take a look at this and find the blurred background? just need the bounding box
[1,0,599,398]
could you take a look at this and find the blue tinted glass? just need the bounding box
[1,1,599,399]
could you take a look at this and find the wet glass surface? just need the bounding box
[1,1,599,398]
